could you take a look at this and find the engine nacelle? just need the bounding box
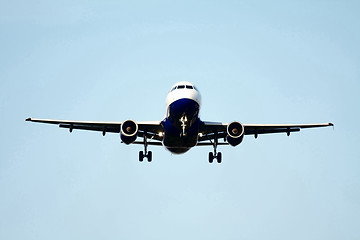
[226,121,245,146]
[120,120,138,144]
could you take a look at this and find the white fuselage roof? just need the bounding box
[165,81,201,117]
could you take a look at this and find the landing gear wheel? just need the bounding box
[147,151,152,162]
[140,134,154,163]
[209,152,214,163]
[139,151,144,162]
[209,133,223,164]
[217,152,222,163]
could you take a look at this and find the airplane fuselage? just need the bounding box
[162,82,202,154]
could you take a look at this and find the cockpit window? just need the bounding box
[194,86,199,92]
[171,84,196,91]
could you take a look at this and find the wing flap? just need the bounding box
[196,142,229,146]
[59,124,120,133]
[245,127,300,136]
[132,141,163,146]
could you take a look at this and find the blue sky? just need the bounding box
[1,0,359,239]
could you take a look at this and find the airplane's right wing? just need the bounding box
[25,118,164,140]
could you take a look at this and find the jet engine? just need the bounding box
[120,120,138,144]
[226,121,245,146]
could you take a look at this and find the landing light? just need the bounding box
[158,132,164,137]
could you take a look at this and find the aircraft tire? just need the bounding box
[147,151,152,162]
[209,152,214,163]
[217,152,222,163]
[139,151,144,162]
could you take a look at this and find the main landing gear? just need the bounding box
[209,135,222,164]
[139,135,152,162]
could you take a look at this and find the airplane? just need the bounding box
[26,81,333,163]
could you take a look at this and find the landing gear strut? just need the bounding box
[139,134,152,162]
[209,134,222,164]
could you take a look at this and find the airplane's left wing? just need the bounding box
[25,118,163,140]
[198,121,333,142]
[243,123,333,137]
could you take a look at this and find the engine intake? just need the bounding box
[120,120,138,144]
[226,121,244,146]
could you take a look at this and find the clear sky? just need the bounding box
[1,0,359,239]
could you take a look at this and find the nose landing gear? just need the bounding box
[179,114,188,137]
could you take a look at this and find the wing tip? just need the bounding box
[25,117,32,122]
[329,122,334,126]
